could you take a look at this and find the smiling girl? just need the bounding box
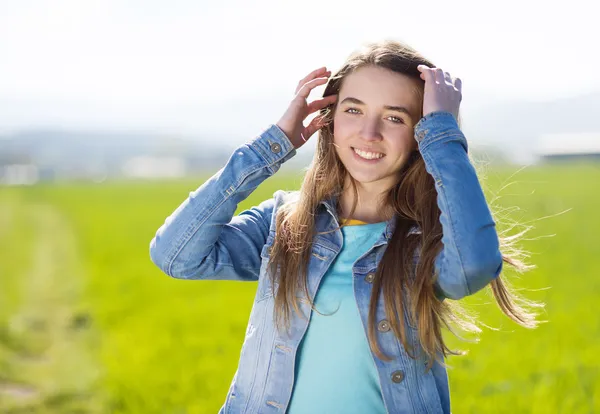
[150,40,540,413]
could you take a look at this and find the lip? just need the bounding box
[351,146,386,163]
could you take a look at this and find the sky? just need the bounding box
[1,0,598,140]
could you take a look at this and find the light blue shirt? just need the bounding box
[287,220,388,414]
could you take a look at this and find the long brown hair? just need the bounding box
[267,39,542,369]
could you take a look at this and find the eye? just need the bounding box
[343,107,404,124]
[388,116,404,124]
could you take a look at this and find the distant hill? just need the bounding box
[465,90,600,162]
[0,129,232,178]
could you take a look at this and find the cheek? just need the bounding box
[404,133,418,152]
[390,134,418,159]
[332,114,355,141]
[397,128,417,148]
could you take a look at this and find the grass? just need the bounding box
[0,163,598,413]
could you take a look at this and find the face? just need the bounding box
[332,65,422,193]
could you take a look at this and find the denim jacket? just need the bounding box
[149,111,503,414]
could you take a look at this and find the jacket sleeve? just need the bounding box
[414,111,503,300]
[149,124,296,281]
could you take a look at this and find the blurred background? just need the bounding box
[1,0,598,413]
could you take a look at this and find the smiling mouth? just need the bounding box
[352,147,386,160]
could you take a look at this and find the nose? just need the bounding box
[359,117,383,142]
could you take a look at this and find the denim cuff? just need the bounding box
[413,111,468,153]
[247,124,297,171]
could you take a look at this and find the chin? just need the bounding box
[346,170,387,185]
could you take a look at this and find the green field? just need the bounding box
[0,163,598,413]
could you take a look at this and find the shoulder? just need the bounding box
[254,190,299,212]
[261,190,300,230]
[272,189,301,206]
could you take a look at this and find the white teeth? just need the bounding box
[353,148,384,160]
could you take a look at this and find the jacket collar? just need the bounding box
[319,193,399,241]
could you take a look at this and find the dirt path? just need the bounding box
[0,201,102,413]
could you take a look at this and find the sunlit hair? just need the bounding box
[267,39,543,369]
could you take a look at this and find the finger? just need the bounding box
[306,94,337,114]
[454,77,462,92]
[417,64,434,83]
[297,77,329,100]
[297,67,328,88]
[303,114,328,139]
[434,68,445,85]
[296,70,331,95]
[296,67,329,94]
[444,71,452,85]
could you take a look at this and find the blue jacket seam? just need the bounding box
[164,158,273,277]
[246,135,295,174]
[242,300,269,413]
[421,148,471,297]
[419,133,466,153]
[246,144,278,175]
[205,256,258,273]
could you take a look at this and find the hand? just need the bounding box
[276,67,338,149]
[416,65,462,120]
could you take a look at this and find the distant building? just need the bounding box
[537,132,600,162]
[122,156,187,179]
[0,164,39,185]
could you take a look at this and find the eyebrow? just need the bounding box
[340,97,413,116]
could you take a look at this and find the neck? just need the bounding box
[338,177,395,224]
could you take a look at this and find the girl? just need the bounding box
[150,40,539,414]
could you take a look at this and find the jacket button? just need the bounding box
[365,273,375,283]
[270,142,282,153]
[377,320,390,332]
[391,370,404,383]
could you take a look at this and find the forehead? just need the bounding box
[339,65,421,113]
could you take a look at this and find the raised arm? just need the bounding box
[149,124,296,281]
[149,65,338,281]
[414,110,503,300]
